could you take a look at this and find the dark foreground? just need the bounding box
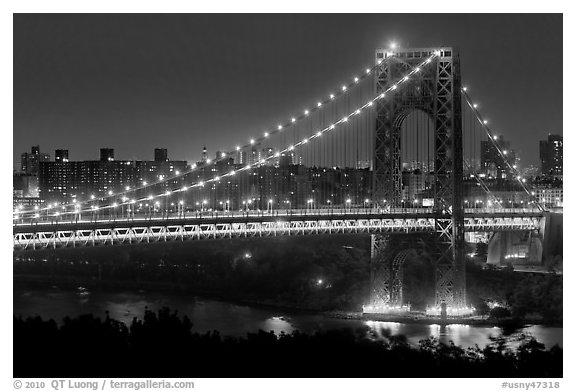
[14,307,562,378]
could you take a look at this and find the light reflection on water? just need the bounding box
[13,287,562,349]
[261,316,295,335]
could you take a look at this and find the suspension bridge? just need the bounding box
[13,46,559,316]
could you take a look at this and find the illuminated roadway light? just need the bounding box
[355,109,361,115]
[404,76,409,82]
[199,181,205,187]
[415,67,420,72]
[329,124,335,130]
[380,93,385,98]
[303,138,308,144]
[230,170,236,176]
[274,152,280,157]
[165,191,171,195]
[289,145,294,151]
[112,203,118,208]
[391,85,397,90]
[342,117,348,122]
[316,131,322,137]
[426,58,431,64]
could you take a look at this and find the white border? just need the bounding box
[4,2,572,390]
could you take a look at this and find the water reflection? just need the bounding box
[261,316,295,335]
[13,287,563,349]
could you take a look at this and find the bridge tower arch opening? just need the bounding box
[370,47,467,313]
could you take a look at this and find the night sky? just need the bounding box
[13,14,562,169]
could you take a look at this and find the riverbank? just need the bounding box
[14,306,563,378]
[14,274,562,328]
[324,310,562,328]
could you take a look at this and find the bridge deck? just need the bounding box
[13,208,545,251]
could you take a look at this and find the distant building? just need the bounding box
[13,173,39,198]
[201,146,208,163]
[55,149,69,162]
[38,149,188,202]
[100,148,115,162]
[21,145,50,174]
[533,187,563,208]
[480,136,517,179]
[402,169,430,202]
[539,134,563,179]
[154,148,168,162]
[13,172,43,211]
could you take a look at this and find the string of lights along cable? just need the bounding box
[15,52,441,220]
[461,88,545,212]
[14,52,405,217]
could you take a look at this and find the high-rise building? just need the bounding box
[38,148,188,202]
[100,148,115,162]
[539,134,563,178]
[480,136,517,179]
[154,148,168,162]
[21,145,50,174]
[55,149,69,162]
[201,146,208,163]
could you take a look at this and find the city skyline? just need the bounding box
[14,14,562,170]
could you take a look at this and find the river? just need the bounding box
[13,286,562,350]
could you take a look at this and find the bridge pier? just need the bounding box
[366,234,420,313]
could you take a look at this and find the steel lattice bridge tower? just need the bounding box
[369,46,466,314]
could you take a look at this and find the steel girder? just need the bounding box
[369,235,422,308]
[373,47,465,308]
[13,214,543,252]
